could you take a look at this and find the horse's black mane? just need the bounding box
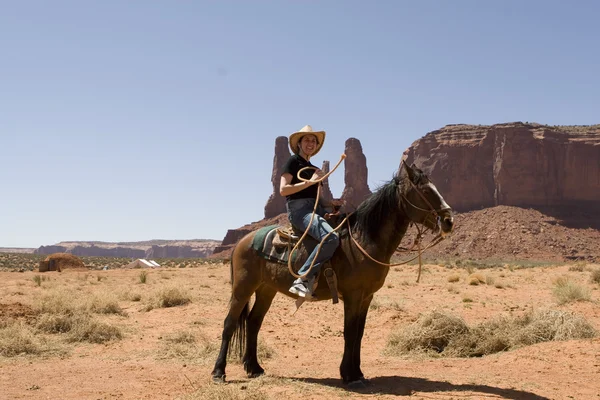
[350,167,428,241]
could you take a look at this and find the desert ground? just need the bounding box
[1,257,600,400]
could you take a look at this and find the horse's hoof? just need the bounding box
[247,370,265,379]
[360,378,372,386]
[347,379,367,389]
[212,374,226,383]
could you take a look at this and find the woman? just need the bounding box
[279,125,340,298]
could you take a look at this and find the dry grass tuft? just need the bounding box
[447,285,460,294]
[34,288,80,315]
[590,269,600,284]
[36,313,79,334]
[447,274,460,283]
[257,339,276,361]
[34,288,125,316]
[468,273,486,285]
[32,275,43,286]
[30,287,124,344]
[159,330,218,363]
[386,310,468,355]
[145,286,192,311]
[511,309,597,345]
[86,292,126,315]
[67,317,123,344]
[0,322,43,356]
[36,311,123,344]
[369,298,382,310]
[386,308,597,358]
[568,263,587,272]
[167,330,196,344]
[129,293,142,302]
[181,383,269,400]
[552,276,591,304]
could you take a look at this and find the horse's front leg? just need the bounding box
[340,292,372,385]
[354,294,373,382]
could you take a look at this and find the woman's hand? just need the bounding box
[310,169,325,183]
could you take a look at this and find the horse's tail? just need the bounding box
[228,241,249,361]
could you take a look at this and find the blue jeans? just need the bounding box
[286,198,340,280]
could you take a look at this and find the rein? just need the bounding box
[346,219,445,282]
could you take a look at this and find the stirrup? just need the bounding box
[324,268,339,304]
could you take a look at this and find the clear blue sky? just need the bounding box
[1,1,598,248]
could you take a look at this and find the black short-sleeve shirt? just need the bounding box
[281,154,319,201]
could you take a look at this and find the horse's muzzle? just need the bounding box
[439,214,454,237]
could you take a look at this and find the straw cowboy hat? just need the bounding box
[289,125,326,156]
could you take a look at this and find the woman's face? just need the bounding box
[299,134,319,156]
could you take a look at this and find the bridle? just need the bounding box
[402,177,452,232]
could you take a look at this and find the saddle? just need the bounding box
[273,212,345,248]
[273,225,301,248]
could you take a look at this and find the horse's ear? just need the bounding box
[403,160,417,182]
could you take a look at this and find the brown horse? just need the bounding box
[211,162,454,386]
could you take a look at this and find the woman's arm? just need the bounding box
[279,171,321,197]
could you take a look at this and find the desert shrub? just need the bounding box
[552,276,591,304]
[33,275,43,286]
[139,271,148,284]
[447,274,460,283]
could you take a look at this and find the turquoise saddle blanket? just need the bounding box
[250,224,319,266]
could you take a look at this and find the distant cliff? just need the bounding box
[403,122,600,223]
[34,239,221,258]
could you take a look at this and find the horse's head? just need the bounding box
[400,161,454,236]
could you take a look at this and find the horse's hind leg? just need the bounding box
[211,244,262,382]
[243,284,277,378]
[211,294,250,382]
